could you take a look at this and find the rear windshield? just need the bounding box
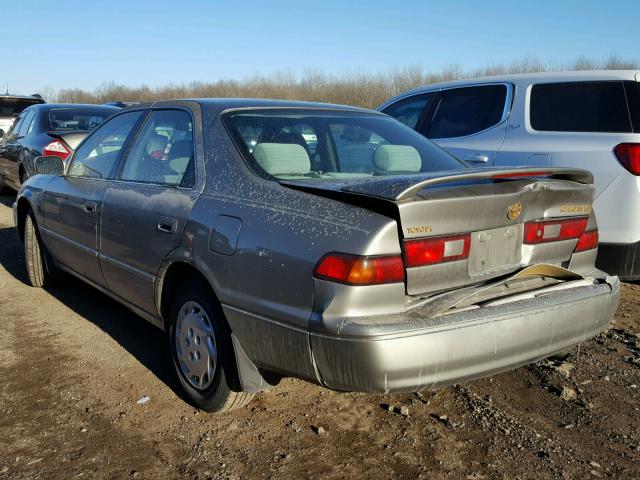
[48,108,114,131]
[530,81,632,133]
[0,98,43,117]
[624,81,640,133]
[223,109,465,181]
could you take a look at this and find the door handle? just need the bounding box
[465,153,490,163]
[157,216,178,234]
[83,201,97,214]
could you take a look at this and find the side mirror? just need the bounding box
[35,156,65,175]
[0,129,5,139]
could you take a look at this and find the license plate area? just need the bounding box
[469,225,522,277]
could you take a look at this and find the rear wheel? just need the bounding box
[0,176,11,195]
[24,213,56,287]
[169,278,254,412]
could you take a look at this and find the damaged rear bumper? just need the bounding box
[309,272,620,393]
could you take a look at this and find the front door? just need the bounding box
[40,110,144,286]
[99,109,199,315]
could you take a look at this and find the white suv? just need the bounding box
[379,71,640,279]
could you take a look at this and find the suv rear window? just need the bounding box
[530,81,631,133]
[0,98,43,117]
[624,81,640,133]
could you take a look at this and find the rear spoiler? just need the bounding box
[394,168,593,201]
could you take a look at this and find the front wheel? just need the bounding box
[24,213,56,287]
[169,278,254,412]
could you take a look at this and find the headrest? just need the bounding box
[146,134,168,155]
[252,143,311,176]
[373,145,421,173]
[168,139,193,160]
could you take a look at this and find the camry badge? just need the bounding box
[507,202,523,220]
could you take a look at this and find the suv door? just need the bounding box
[99,108,199,315]
[423,84,511,165]
[0,112,25,182]
[41,110,144,286]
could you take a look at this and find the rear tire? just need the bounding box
[169,277,254,412]
[24,213,55,287]
[0,176,11,195]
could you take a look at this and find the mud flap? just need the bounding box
[231,333,279,393]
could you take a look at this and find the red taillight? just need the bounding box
[574,230,599,253]
[43,140,71,161]
[404,234,471,268]
[524,217,588,244]
[614,143,640,176]
[314,253,405,285]
[493,171,551,180]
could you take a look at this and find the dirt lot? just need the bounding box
[0,195,639,480]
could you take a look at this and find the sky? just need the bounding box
[2,0,639,94]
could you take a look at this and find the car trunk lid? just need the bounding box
[283,167,595,296]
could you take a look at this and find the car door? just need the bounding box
[99,108,199,315]
[40,110,144,287]
[421,84,512,166]
[0,109,35,186]
[0,112,25,181]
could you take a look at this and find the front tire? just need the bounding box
[169,278,254,412]
[24,213,55,287]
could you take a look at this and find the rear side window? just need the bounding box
[530,81,631,133]
[382,93,435,129]
[624,81,640,133]
[120,110,195,187]
[17,110,36,136]
[427,85,508,139]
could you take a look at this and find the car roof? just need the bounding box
[31,103,120,111]
[380,70,640,108]
[130,98,378,115]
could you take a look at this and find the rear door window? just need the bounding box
[427,85,508,139]
[530,81,631,133]
[382,93,436,129]
[119,110,195,187]
[17,110,36,137]
[624,81,640,133]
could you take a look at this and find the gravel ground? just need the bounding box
[0,195,638,480]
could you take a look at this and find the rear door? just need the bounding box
[99,108,199,315]
[423,84,511,165]
[41,110,144,286]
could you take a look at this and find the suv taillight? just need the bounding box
[314,253,405,285]
[43,140,71,161]
[614,143,640,176]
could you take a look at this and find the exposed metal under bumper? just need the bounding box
[309,274,620,393]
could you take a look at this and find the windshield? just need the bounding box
[0,98,42,117]
[223,109,465,180]
[48,108,114,131]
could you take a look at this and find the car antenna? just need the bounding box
[4,83,8,95]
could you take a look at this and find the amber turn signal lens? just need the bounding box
[314,253,405,285]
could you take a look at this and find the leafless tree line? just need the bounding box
[42,55,639,109]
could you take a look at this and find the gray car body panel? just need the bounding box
[14,99,620,393]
